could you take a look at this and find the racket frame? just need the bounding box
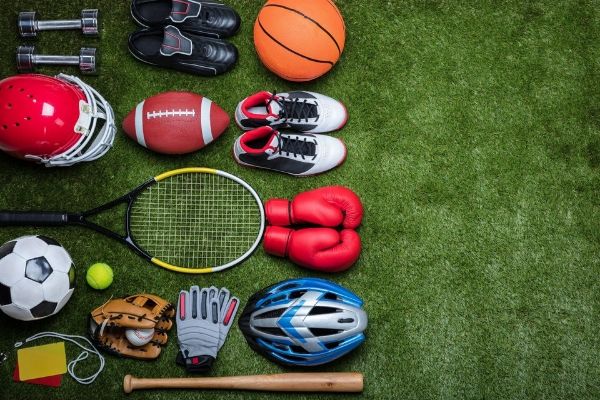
[0,168,265,274]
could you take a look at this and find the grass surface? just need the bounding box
[0,0,599,399]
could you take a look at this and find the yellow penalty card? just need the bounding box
[17,342,67,381]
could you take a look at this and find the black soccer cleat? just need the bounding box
[233,126,347,177]
[131,0,241,38]
[128,25,238,76]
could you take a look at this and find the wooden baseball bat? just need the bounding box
[123,372,363,393]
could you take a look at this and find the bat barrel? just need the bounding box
[124,373,364,393]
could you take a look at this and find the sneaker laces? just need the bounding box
[267,92,319,123]
[274,132,317,160]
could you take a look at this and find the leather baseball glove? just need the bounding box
[88,294,175,360]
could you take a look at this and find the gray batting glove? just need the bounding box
[176,286,220,373]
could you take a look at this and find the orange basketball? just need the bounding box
[253,0,346,82]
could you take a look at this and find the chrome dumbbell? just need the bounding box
[16,45,98,75]
[18,9,99,38]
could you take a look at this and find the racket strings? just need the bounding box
[129,173,262,268]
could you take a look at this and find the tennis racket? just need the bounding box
[0,168,265,274]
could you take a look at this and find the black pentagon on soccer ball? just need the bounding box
[25,257,53,283]
[0,283,11,305]
[36,235,60,246]
[30,300,57,318]
[0,241,16,259]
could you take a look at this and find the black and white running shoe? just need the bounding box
[232,126,346,177]
[131,0,241,38]
[128,25,237,76]
[235,91,348,133]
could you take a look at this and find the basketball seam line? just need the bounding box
[258,18,334,65]
[263,4,342,55]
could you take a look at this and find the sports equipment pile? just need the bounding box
[0,1,369,395]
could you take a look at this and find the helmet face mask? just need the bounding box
[0,73,116,167]
[239,278,368,367]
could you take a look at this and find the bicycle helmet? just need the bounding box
[238,278,367,367]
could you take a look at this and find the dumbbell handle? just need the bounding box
[36,19,84,31]
[30,54,81,66]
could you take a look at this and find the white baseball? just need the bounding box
[125,328,154,347]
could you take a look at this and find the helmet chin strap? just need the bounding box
[33,74,116,167]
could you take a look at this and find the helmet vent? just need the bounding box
[255,326,286,336]
[309,328,342,336]
[282,354,305,362]
[262,294,287,307]
[308,306,339,315]
[338,318,354,323]
[289,346,309,354]
[322,292,339,300]
[289,290,307,299]
[255,309,285,319]
[278,283,299,291]
[324,341,341,350]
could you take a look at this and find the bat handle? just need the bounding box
[124,373,364,393]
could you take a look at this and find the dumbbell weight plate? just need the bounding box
[16,45,35,72]
[79,47,98,75]
[81,9,99,36]
[18,11,38,38]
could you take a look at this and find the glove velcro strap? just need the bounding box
[176,351,214,373]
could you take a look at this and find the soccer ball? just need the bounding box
[0,235,75,321]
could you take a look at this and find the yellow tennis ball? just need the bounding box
[86,263,114,290]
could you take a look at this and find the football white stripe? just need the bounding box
[135,101,147,148]
[200,97,213,145]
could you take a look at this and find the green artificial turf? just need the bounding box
[0,0,599,399]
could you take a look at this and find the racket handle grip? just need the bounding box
[0,212,69,226]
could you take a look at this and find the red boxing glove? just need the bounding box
[265,186,363,229]
[263,226,361,272]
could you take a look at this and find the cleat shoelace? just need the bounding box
[267,92,319,123]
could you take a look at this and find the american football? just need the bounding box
[122,91,230,154]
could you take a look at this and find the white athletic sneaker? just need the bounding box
[232,126,346,176]
[234,91,348,133]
